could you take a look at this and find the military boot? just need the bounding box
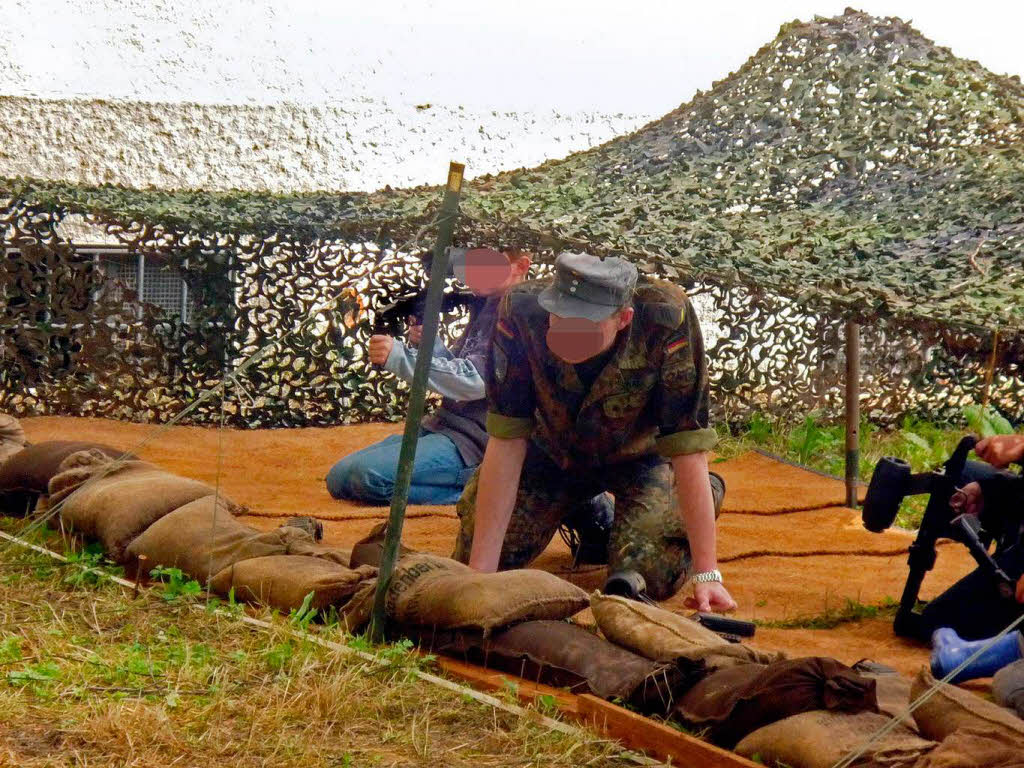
[559,493,615,566]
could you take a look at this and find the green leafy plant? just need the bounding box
[149,566,203,602]
[289,591,319,630]
[964,404,1014,438]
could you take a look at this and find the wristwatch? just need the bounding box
[692,569,723,584]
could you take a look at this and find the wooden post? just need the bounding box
[369,161,464,642]
[845,320,860,508]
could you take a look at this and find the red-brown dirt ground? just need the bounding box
[20,416,982,678]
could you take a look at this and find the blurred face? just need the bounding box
[545,306,634,364]
[456,248,530,296]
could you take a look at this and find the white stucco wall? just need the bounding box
[0,0,653,193]
[0,95,645,193]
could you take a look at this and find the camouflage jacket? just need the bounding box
[485,277,716,469]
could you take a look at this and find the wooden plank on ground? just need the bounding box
[577,694,761,768]
[429,654,579,714]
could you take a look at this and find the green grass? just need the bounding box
[0,525,633,768]
[753,598,900,631]
[718,407,1017,529]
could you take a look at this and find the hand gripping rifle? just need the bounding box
[371,289,482,336]
[862,436,1022,639]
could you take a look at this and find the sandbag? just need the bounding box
[382,554,589,634]
[431,620,689,715]
[675,657,878,747]
[350,521,413,568]
[591,592,781,669]
[50,452,226,562]
[915,725,1024,768]
[208,555,377,613]
[0,440,131,493]
[124,497,349,583]
[0,440,132,516]
[911,666,1024,743]
[0,414,26,465]
[735,710,936,768]
[993,658,1024,718]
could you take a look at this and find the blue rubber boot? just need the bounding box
[931,627,1024,683]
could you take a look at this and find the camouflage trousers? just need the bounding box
[453,444,706,600]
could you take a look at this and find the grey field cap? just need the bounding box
[538,251,638,322]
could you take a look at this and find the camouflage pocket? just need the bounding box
[602,390,649,419]
[662,360,696,386]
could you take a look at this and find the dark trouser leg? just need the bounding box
[604,457,691,601]
[920,544,1024,640]
[453,446,583,569]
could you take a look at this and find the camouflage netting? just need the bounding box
[1,9,1022,427]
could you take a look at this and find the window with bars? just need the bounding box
[94,249,196,323]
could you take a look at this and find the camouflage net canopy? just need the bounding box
[2,9,1022,427]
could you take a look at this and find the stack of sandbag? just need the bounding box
[0,414,26,465]
[915,726,1024,768]
[0,439,133,515]
[431,619,694,716]
[734,710,935,768]
[49,449,234,562]
[124,495,351,584]
[674,657,879,747]
[910,667,1024,743]
[341,551,590,636]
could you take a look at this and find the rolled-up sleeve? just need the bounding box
[653,298,717,457]
[485,294,536,439]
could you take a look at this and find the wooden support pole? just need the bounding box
[369,161,464,642]
[845,320,861,509]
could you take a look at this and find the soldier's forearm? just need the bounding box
[468,436,528,572]
[671,451,718,573]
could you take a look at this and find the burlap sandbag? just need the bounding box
[383,554,589,634]
[50,452,227,562]
[0,414,26,465]
[591,592,782,669]
[430,620,690,715]
[911,666,1024,743]
[735,711,936,768]
[124,497,349,583]
[0,440,133,516]
[208,555,377,613]
[350,521,413,568]
[676,657,878,747]
[915,725,1024,768]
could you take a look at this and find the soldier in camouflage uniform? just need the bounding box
[453,251,736,609]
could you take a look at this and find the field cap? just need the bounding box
[538,251,638,322]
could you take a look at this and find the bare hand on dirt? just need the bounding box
[975,435,1024,469]
[686,581,737,613]
[407,317,423,346]
[368,334,395,366]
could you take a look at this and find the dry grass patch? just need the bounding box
[0,528,635,767]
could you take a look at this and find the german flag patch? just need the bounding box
[665,337,689,356]
[497,319,515,340]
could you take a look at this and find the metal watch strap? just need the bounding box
[692,569,723,584]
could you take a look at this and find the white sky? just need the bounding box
[2,0,1022,114]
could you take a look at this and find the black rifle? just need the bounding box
[371,289,482,336]
[862,436,1022,639]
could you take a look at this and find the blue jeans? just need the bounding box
[326,429,476,505]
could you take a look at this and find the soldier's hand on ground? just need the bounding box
[975,435,1024,469]
[686,581,737,613]
[407,318,423,346]
[368,335,395,366]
